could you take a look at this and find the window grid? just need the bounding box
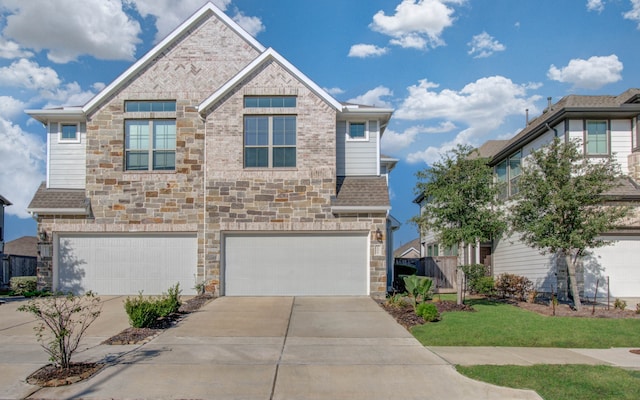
[125,119,176,171]
[125,101,176,112]
[244,96,296,108]
[244,115,296,168]
[348,122,367,140]
[586,120,608,155]
[60,124,78,141]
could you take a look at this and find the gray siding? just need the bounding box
[48,122,86,189]
[493,232,557,292]
[336,120,379,176]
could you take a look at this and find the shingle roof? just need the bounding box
[604,177,640,199]
[27,182,88,214]
[333,176,390,208]
[474,140,509,159]
[393,238,421,258]
[4,236,38,257]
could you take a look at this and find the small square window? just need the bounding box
[348,122,367,140]
[60,124,79,142]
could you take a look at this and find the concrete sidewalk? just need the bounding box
[14,297,542,400]
[428,346,640,369]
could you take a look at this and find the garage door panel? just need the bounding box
[57,234,197,295]
[588,236,640,298]
[225,233,368,296]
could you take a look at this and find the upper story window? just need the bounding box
[244,96,296,108]
[124,101,176,171]
[348,121,368,141]
[59,123,79,142]
[244,115,296,168]
[125,120,176,171]
[495,150,522,198]
[585,120,608,155]
[125,100,176,112]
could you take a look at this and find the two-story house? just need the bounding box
[25,2,394,297]
[488,90,640,304]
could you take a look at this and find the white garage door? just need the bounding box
[57,234,197,295]
[587,236,640,298]
[224,232,369,296]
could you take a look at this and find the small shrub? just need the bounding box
[475,276,496,296]
[416,302,439,322]
[635,303,640,314]
[614,298,627,310]
[495,273,533,301]
[460,264,490,294]
[403,275,433,308]
[124,283,182,328]
[10,276,37,295]
[386,293,407,308]
[17,292,102,369]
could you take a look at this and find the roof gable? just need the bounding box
[198,47,342,113]
[82,2,265,116]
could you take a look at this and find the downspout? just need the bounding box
[545,123,559,138]
[200,111,207,292]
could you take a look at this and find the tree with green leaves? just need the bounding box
[509,138,630,311]
[413,144,506,304]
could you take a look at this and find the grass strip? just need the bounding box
[457,364,640,400]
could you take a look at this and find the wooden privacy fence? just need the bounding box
[421,256,458,292]
[1,255,37,286]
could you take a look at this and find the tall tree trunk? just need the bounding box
[565,253,582,311]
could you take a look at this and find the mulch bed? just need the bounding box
[379,299,474,330]
[27,293,215,387]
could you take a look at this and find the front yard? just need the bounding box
[382,295,640,400]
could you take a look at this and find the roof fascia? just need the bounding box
[82,2,265,116]
[25,108,86,124]
[198,48,342,113]
[0,194,12,206]
[26,208,88,216]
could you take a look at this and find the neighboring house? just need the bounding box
[25,2,395,297]
[417,90,640,303]
[0,194,10,255]
[393,238,421,259]
[1,236,38,287]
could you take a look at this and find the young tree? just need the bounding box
[509,138,630,310]
[413,144,505,304]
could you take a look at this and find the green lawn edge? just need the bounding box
[412,298,640,348]
[457,364,640,400]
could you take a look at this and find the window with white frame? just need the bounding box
[585,120,608,155]
[125,119,176,171]
[59,123,79,142]
[244,115,296,168]
[495,150,521,198]
[347,121,367,140]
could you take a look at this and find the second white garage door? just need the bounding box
[224,232,369,296]
[57,234,197,295]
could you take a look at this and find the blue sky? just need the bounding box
[1,0,640,248]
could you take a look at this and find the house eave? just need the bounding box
[331,206,391,214]
[27,208,88,216]
[25,108,86,124]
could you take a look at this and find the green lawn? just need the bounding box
[457,364,640,400]
[412,299,640,348]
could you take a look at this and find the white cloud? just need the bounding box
[381,122,456,154]
[0,59,61,90]
[2,0,141,63]
[396,76,540,126]
[324,87,345,96]
[624,0,640,27]
[126,0,263,41]
[587,0,605,12]
[370,0,464,50]
[348,44,388,58]
[232,11,265,37]
[0,96,26,118]
[547,54,623,89]
[347,86,394,108]
[0,37,33,59]
[0,118,45,218]
[41,82,98,108]
[467,32,505,58]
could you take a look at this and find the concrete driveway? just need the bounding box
[1,296,541,400]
